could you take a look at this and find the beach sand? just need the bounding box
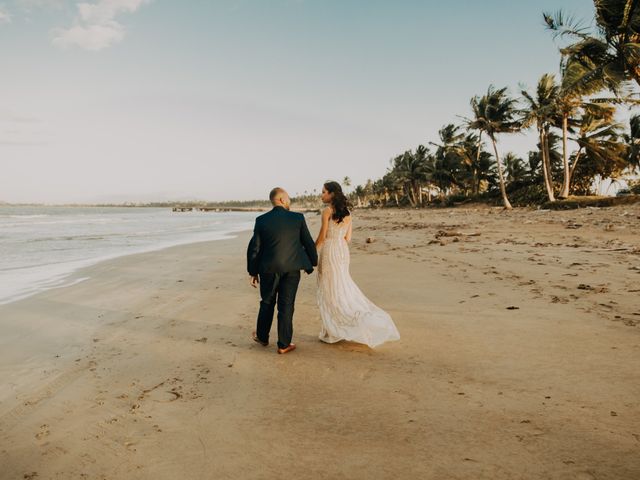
[1,205,639,480]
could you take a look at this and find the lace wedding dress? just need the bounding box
[317,218,400,348]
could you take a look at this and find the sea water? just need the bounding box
[0,206,257,306]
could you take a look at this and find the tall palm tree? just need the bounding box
[467,86,521,209]
[543,2,640,93]
[521,73,560,201]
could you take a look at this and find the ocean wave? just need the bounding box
[0,214,51,219]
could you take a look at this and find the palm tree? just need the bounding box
[352,185,365,207]
[390,148,431,207]
[342,176,352,191]
[623,113,640,173]
[569,103,620,188]
[382,170,403,206]
[467,86,521,209]
[521,73,560,201]
[503,152,527,185]
[556,60,593,198]
[429,124,466,196]
[543,2,640,93]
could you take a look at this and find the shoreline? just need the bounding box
[1,206,639,479]
[0,207,258,307]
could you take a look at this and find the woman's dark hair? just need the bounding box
[324,181,351,223]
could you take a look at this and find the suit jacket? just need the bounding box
[247,206,318,276]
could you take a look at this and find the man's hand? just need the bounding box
[250,275,259,288]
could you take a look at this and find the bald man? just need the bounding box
[246,188,318,354]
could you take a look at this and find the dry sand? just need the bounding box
[1,204,639,480]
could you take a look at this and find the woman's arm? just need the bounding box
[345,217,353,243]
[315,207,331,249]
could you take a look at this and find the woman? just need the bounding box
[315,181,400,348]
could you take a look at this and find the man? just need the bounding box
[247,188,318,354]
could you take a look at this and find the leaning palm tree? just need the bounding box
[569,103,620,188]
[521,73,560,201]
[453,132,488,195]
[467,86,521,209]
[543,1,640,93]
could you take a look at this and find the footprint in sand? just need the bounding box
[575,472,597,480]
[35,424,50,440]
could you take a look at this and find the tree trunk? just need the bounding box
[561,114,571,198]
[490,135,512,209]
[540,129,556,202]
[568,148,583,186]
[405,184,416,207]
[473,132,483,195]
[543,128,556,202]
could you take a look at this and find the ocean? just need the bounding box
[0,206,258,306]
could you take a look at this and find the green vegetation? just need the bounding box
[346,1,640,209]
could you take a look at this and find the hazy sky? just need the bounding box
[1,0,597,203]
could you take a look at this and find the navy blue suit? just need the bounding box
[247,206,318,348]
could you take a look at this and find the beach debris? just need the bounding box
[506,306,520,310]
[366,237,376,244]
[565,223,582,229]
[604,223,615,231]
[577,284,593,290]
[435,230,481,238]
[195,337,208,343]
[611,411,618,416]
[23,473,38,480]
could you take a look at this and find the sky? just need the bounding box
[1,0,600,204]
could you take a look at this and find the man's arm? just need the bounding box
[300,216,318,267]
[247,221,262,276]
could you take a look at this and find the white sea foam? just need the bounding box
[0,206,257,306]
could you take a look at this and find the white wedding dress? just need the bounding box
[317,218,400,348]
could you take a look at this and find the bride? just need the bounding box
[315,181,400,348]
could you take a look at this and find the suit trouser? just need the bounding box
[256,271,301,349]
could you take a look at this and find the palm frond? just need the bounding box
[543,10,592,40]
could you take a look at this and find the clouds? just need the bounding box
[0,6,12,24]
[52,0,151,51]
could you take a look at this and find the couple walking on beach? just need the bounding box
[247,181,400,354]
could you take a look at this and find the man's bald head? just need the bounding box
[269,187,291,209]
